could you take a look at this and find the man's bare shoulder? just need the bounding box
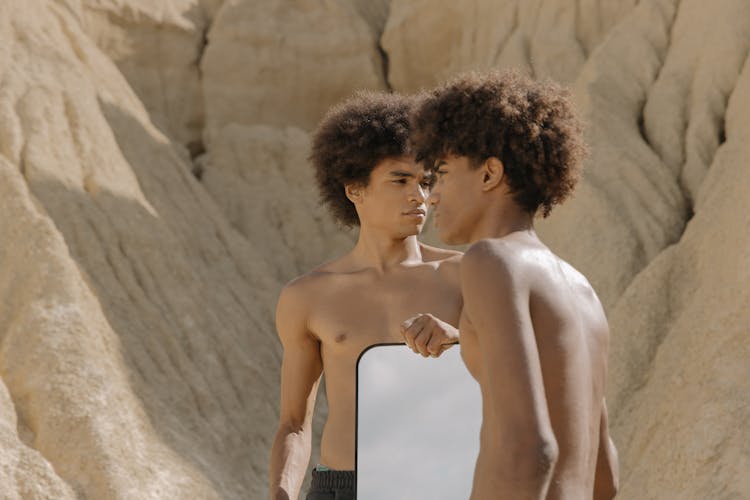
[553,255,597,294]
[461,238,518,278]
[276,257,354,340]
[280,256,352,301]
[462,236,564,284]
[458,240,525,319]
[464,238,605,322]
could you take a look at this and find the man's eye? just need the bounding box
[393,179,407,184]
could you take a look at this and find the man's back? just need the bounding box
[526,241,609,498]
[459,233,610,499]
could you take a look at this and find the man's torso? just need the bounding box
[300,248,462,470]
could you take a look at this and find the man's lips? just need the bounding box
[403,208,426,216]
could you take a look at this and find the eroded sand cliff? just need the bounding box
[0,0,747,498]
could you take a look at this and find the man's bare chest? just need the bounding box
[308,277,461,353]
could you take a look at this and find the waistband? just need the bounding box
[310,468,356,489]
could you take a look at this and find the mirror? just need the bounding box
[356,343,482,499]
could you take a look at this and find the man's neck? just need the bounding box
[469,200,536,243]
[350,226,423,274]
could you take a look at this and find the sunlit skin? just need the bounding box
[268,157,463,500]
[410,154,619,500]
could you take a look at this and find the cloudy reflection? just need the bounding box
[357,344,482,499]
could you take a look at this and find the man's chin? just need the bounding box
[411,220,427,232]
[397,224,423,238]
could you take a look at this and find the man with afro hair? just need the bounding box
[408,70,619,500]
[269,91,463,500]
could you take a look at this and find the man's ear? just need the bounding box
[480,157,504,191]
[345,183,364,204]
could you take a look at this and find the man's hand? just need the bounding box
[400,313,459,357]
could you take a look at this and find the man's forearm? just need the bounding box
[269,426,312,500]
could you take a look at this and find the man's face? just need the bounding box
[353,157,432,238]
[428,155,485,245]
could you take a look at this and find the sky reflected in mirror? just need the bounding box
[357,344,482,499]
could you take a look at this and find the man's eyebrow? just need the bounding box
[388,170,433,183]
[434,160,447,168]
[388,170,415,178]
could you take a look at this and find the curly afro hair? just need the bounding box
[310,91,414,227]
[411,70,587,217]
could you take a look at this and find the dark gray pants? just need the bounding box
[305,468,355,500]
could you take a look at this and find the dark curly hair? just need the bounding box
[310,91,414,227]
[410,70,587,217]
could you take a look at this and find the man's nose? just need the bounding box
[409,184,428,204]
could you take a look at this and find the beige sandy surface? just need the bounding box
[0,0,747,498]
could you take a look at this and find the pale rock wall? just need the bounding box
[535,0,750,497]
[198,123,353,283]
[1,0,283,497]
[201,0,387,138]
[199,0,225,21]
[1,0,748,498]
[197,0,381,281]
[537,0,688,311]
[0,155,221,500]
[382,0,638,93]
[0,376,76,499]
[350,0,391,37]
[79,0,211,154]
[641,0,750,205]
[606,55,750,495]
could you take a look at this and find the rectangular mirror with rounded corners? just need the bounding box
[356,343,482,499]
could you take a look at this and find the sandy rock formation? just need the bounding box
[0,376,76,499]
[537,0,688,311]
[382,0,638,93]
[198,0,379,284]
[201,0,387,139]
[1,0,748,498]
[350,0,391,37]
[536,0,750,497]
[78,0,214,154]
[198,124,354,283]
[1,0,282,497]
[606,56,750,495]
[199,0,225,21]
[0,155,222,499]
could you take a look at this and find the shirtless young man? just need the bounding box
[406,71,619,499]
[268,92,462,500]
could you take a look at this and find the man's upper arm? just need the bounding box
[275,281,323,430]
[594,399,619,499]
[460,242,555,449]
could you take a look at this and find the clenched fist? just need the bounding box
[400,313,459,357]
